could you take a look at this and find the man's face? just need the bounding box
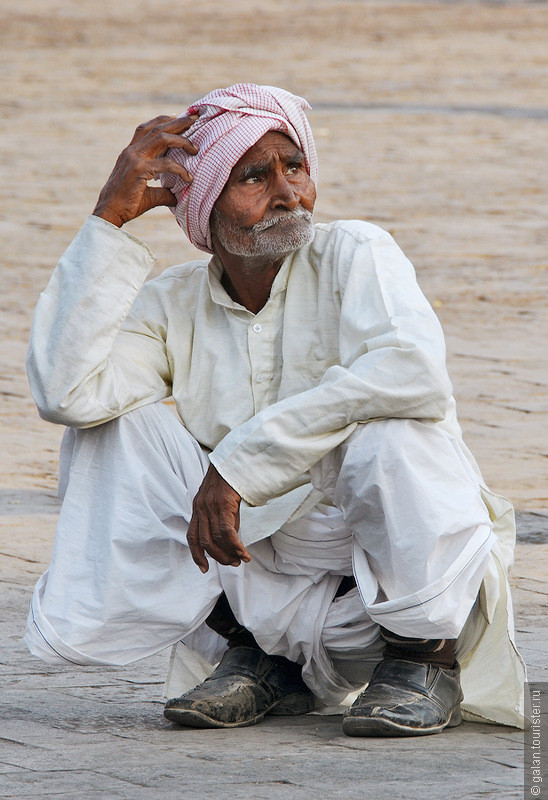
[210,131,316,259]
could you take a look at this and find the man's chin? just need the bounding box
[250,220,315,257]
[210,206,315,259]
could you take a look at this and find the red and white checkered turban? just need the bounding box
[161,83,318,253]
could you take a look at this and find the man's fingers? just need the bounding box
[209,525,251,566]
[187,514,251,573]
[130,114,198,145]
[164,114,200,133]
[138,132,199,160]
[189,513,250,570]
[147,156,194,183]
[130,116,175,144]
[187,516,210,573]
[201,524,244,567]
[144,187,179,210]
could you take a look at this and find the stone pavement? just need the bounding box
[1,505,547,800]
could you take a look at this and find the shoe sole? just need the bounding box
[342,704,463,738]
[163,706,269,728]
[164,691,315,729]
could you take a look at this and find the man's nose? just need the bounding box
[269,173,300,210]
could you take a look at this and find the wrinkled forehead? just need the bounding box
[227,131,305,179]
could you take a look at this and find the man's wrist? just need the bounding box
[92,207,124,228]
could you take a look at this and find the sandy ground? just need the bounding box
[1,0,547,509]
[0,3,547,796]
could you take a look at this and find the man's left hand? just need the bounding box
[187,465,251,573]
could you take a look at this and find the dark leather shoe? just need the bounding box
[164,645,315,728]
[342,658,463,737]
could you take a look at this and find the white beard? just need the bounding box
[210,206,315,259]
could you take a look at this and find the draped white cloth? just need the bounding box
[26,402,526,725]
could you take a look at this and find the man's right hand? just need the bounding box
[92,115,198,228]
[187,464,251,574]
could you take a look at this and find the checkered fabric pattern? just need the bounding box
[161,83,318,253]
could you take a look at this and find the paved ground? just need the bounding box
[1,1,547,798]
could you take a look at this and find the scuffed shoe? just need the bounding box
[164,645,315,728]
[342,658,463,737]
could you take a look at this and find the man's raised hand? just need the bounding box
[92,115,198,228]
[187,465,252,574]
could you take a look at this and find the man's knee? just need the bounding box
[342,418,450,464]
[316,418,479,492]
[59,401,210,499]
[311,418,490,553]
[312,419,447,498]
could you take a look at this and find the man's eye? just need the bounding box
[244,176,260,184]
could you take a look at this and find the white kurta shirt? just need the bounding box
[28,215,456,513]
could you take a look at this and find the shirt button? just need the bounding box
[256,373,264,383]
[252,323,262,333]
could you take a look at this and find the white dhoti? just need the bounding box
[26,402,526,725]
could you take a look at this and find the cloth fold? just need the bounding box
[161,83,318,253]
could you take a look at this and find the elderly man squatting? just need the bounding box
[25,84,526,736]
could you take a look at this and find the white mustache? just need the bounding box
[249,208,313,234]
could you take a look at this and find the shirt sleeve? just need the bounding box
[209,226,454,506]
[27,215,171,427]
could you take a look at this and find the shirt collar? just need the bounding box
[207,252,295,311]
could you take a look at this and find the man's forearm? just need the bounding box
[27,216,169,427]
[210,352,451,507]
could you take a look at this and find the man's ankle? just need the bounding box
[205,593,260,649]
[379,627,456,669]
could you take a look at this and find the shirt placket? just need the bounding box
[247,300,276,414]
